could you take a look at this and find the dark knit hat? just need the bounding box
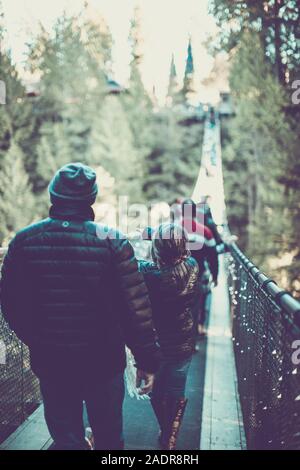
[49,163,98,205]
[182,198,197,218]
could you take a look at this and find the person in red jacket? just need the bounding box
[177,199,219,337]
[179,199,218,283]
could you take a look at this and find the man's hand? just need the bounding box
[136,369,155,395]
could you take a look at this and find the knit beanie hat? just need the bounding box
[49,163,98,205]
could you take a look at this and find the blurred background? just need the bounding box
[0,0,299,297]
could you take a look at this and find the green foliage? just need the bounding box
[0,1,297,300]
[143,109,203,203]
[182,39,195,104]
[0,4,204,245]
[89,95,143,202]
[26,13,111,189]
[36,122,74,186]
[209,0,300,83]
[0,142,34,244]
[210,1,300,295]
[0,51,33,156]
[222,32,299,295]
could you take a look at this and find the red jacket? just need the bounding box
[181,217,219,281]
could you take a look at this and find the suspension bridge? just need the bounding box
[0,118,300,451]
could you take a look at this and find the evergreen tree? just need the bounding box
[143,110,181,202]
[210,1,300,296]
[127,5,147,102]
[166,54,180,107]
[121,5,154,202]
[122,6,152,143]
[89,95,142,202]
[0,9,35,242]
[278,113,300,297]
[143,108,203,203]
[143,38,204,205]
[182,38,196,104]
[36,122,73,188]
[26,12,112,190]
[222,33,293,275]
[0,36,33,161]
[0,142,34,244]
[209,0,300,84]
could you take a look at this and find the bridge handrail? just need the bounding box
[227,240,300,450]
[230,242,300,328]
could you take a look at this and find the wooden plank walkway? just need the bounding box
[200,257,246,450]
[123,339,207,451]
[0,405,51,451]
[0,340,207,451]
[193,118,246,449]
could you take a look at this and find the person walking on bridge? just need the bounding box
[0,162,161,451]
[198,195,223,247]
[139,223,199,450]
[180,198,219,337]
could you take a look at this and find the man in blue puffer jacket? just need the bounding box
[0,162,161,450]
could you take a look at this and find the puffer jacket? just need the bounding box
[0,206,160,380]
[139,257,199,360]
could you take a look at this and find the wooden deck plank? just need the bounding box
[1,340,207,451]
[200,257,246,450]
[0,404,51,450]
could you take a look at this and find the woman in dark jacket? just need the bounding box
[139,223,199,450]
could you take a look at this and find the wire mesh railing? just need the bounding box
[227,243,300,450]
[0,248,41,444]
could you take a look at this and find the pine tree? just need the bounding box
[182,38,196,105]
[0,8,36,242]
[143,110,180,202]
[0,142,34,244]
[122,5,152,144]
[89,95,142,203]
[0,32,33,161]
[211,1,300,296]
[120,5,154,202]
[143,108,203,203]
[27,12,111,189]
[209,0,300,84]
[36,122,73,187]
[166,54,180,106]
[222,33,292,273]
[143,38,204,205]
[278,113,300,298]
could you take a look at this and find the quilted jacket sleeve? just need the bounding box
[109,234,161,373]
